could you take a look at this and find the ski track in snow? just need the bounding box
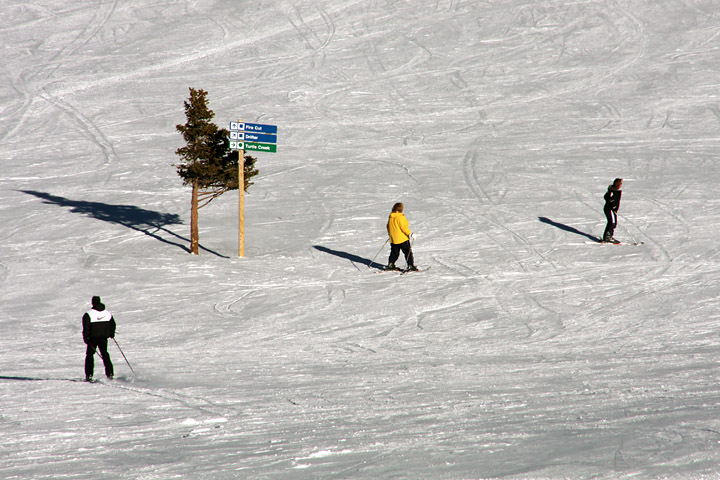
[2,0,720,478]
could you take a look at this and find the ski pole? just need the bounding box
[369,238,389,268]
[113,338,136,378]
[408,233,416,268]
[618,213,639,244]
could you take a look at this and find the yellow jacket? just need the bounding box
[387,212,411,244]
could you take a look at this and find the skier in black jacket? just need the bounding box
[603,178,623,243]
[82,296,116,381]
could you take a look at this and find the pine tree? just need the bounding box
[175,88,258,254]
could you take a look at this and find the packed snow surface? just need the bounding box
[2,1,720,479]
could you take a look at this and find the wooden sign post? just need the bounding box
[238,137,245,258]
[229,120,278,257]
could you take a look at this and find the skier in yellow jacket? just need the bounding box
[386,202,417,271]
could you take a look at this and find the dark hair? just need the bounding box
[612,178,623,188]
[91,296,102,308]
[392,202,404,213]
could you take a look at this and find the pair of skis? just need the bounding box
[585,238,644,246]
[379,266,430,274]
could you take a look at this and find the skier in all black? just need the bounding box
[82,296,116,381]
[603,178,623,243]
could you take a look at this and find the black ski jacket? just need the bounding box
[604,186,622,212]
[82,306,116,343]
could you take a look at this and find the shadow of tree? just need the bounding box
[313,245,384,270]
[21,190,228,257]
[538,216,600,242]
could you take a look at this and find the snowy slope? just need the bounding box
[2,1,720,478]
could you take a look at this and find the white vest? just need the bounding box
[87,309,112,323]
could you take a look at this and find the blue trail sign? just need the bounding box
[243,132,277,143]
[243,122,277,134]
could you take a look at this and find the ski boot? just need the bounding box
[603,234,620,244]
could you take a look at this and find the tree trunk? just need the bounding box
[190,179,199,254]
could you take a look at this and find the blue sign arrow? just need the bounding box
[243,122,277,134]
[243,132,277,144]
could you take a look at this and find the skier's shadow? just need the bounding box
[313,245,384,270]
[538,217,600,242]
[0,375,109,383]
[0,376,40,381]
[21,190,228,257]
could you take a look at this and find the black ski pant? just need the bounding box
[85,337,114,378]
[603,207,617,239]
[388,240,414,267]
